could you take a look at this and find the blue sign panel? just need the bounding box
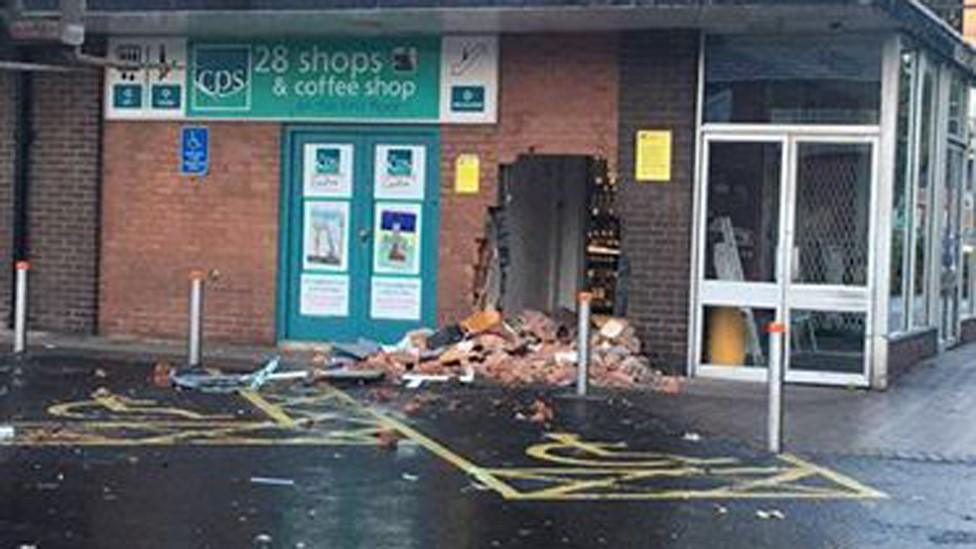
[180,126,209,176]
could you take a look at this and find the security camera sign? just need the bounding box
[104,37,187,120]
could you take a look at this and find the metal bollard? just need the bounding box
[187,270,205,367]
[766,321,786,454]
[576,292,593,397]
[13,261,29,354]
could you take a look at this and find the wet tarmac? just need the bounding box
[1,353,975,548]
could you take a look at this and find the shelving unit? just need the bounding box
[585,160,620,314]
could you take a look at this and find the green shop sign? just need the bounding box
[187,37,441,120]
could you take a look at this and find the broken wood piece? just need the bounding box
[312,369,385,383]
[402,373,451,389]
[461,309,503,335]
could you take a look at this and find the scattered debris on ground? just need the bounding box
[339,309,677,391]
[151,310,677,394]
[249,476,295,487]
[755,509,786,520]
[170,356,282,393]
[151,360,174,388]
[517,398,555,424]
[374,428,403,450]
[682,432,702,442]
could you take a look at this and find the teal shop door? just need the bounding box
[278,126,440,344]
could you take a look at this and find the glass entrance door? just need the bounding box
[696,134,877,386]
[785,140,874,382]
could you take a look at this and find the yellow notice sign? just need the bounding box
[455,154,480,194]
[635,130,672,182]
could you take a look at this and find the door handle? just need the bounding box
[359,228,371,243]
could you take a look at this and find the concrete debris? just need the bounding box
[525,398,555,424]
[374,429,403,449]
[427,324,464,349]
[350,310,673,390]
[151,360,174,388]
[334,338,382,360]
[402,395,436,415]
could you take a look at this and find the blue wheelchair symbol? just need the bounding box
[181,127,209,176]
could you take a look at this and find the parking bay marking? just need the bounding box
[327,389,886,501]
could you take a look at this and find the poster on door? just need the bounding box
[374,145,426,199]
[304,143,353,198]
[300,274,349,317]
[370,276,422,320]
[303,201,349,272]
[373,202,422,275]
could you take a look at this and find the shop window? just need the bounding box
[965,153,976,318]
[704,142,781,283]
[789,310,866,374]
[948,71,968,139]
[704,34,883,125]
[890,50,915,333]
[912,62,938,329]
[792,143,871,286]
[962,250,972,316]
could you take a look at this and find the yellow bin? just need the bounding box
[707,307,747,366]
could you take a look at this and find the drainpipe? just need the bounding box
[9,68,33,328]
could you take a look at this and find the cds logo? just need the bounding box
[191,45,252,111]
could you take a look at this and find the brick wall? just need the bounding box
[0,73,15,326]
[100,33,621,343]
[617,31,700,373]
[888,328,938,382]
[100,123,280,344]
[27,71,102,333]
[962,317,976,344]
[437,33,619,324]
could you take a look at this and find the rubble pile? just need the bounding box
[351,310,670,390]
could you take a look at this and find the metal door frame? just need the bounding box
[693,128,879,387]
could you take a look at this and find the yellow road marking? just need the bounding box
[326,386,520,499]
[527,432,740,467]
[779,453,887,498]
[718,465,815,494]
[15,385,885,502]
[239,389,297,428]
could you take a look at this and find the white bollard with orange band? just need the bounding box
[13,261,29,354]
[766,320,786,453]
[576,292,593,397]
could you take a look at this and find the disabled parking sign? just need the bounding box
[180,126,209,176]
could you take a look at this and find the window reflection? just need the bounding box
[705,35,883,124]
